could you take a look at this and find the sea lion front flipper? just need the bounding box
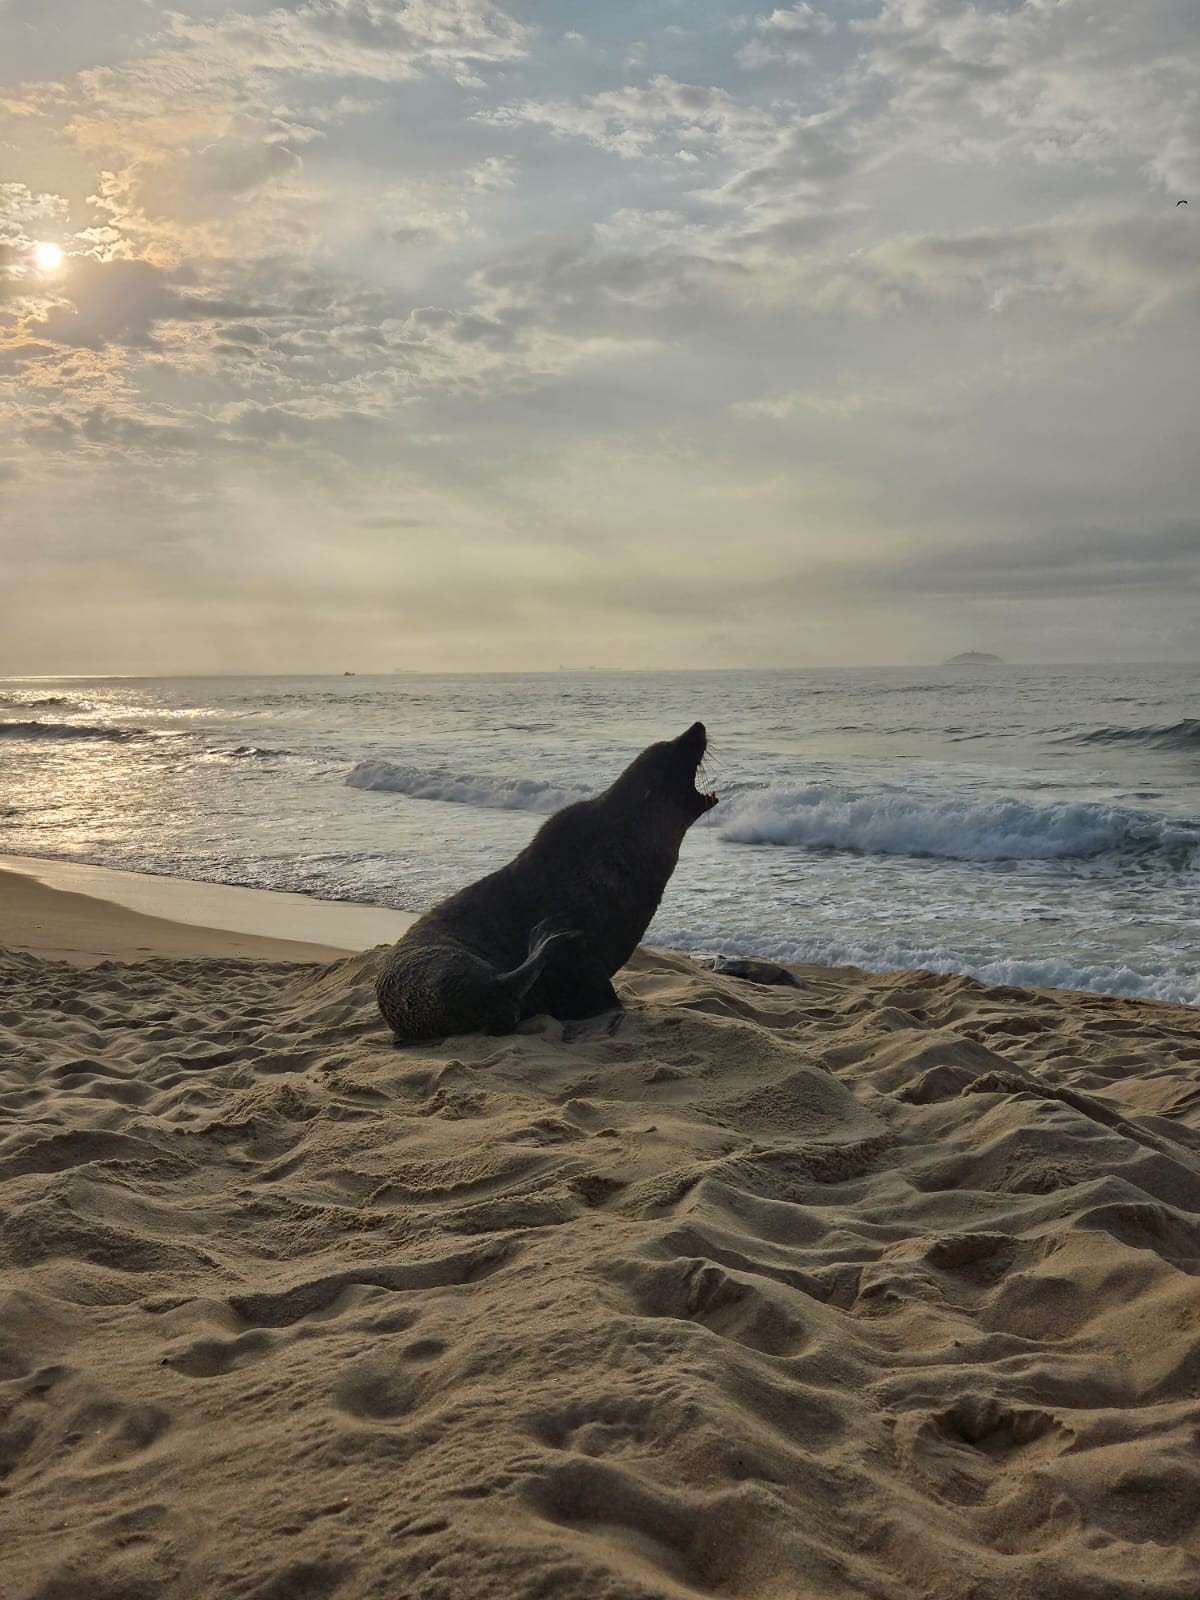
[563,1005,625,1044]
[555,974,623,1022]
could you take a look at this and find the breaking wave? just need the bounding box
[346,760,589,814]
[1068,718,1200,754]
[0,694,78,709]
[0,721,140,743]
[719,784,1199,866]
[218,744,292,760]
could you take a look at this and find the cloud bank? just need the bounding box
[1,0,1197,670]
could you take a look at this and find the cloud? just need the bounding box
[857,0,1200,190]
[1,0,1197,670]
[21,2,530,271]
[756,4,835,36]
[807,213,1200,322]
[72,0,531,130]
[735,4,836,69]
[484,74,780,162]
[161,136,305,201]
[18,258,255,349]
[0,182,70,235]
[875,521,1200,601]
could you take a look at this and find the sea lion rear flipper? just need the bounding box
[502,918,584,1000]
[528,913,577,948]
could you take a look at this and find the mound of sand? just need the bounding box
[1,945,1198,1598]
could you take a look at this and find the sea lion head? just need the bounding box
[614,721,719,827]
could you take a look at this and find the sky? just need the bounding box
[0,0,1197,673]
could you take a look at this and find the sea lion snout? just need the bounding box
[675,722,718,813]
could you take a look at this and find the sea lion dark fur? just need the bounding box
[375,722,718,1041]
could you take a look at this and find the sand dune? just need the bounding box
[1,940,1198,1598]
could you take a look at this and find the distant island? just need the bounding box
[944,651,1003,665]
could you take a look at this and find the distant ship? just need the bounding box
[943,651,1003,665]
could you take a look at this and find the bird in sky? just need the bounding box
[1178,199,1189,205]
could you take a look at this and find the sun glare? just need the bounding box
[34,241,64,270]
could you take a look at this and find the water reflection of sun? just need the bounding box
[34,242,64,270]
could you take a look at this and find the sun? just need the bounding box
[33,241,64,270]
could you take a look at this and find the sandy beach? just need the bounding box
[0,857,413,967]
[1,864,1198,1599]
[0,864,355,967]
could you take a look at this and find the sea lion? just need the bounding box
[375,722,718,1041]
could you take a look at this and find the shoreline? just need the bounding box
[0,854,414,967]
[1,853,1195,1015]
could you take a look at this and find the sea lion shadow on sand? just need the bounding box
[375,723,718,1043]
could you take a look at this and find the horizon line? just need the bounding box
[3,659,1198,681]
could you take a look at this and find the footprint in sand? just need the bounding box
[605,1252,814,1358]
[0,1365,173,1484]
[334,1339,446,1421]
[894,1396,1073,1506]
[163,1328,275,1378]
[525,1453,791,1600]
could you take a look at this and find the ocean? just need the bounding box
[1,665,1196,1004]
